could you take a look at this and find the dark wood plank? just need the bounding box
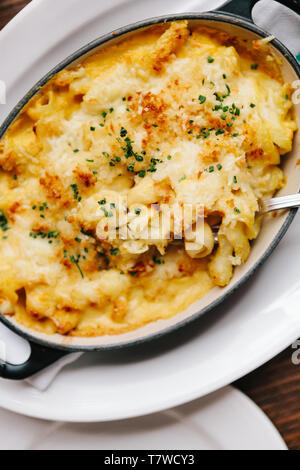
[1,0,300,450]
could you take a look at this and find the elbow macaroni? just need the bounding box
[0,21,296,336]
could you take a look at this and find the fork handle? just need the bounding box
[265,194,300,213]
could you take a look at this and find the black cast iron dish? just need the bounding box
[0,0,299,380]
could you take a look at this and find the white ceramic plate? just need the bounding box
[0,386,287,450]
[0,0,300,422]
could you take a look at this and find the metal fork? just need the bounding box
[213,193,300,243]
[260,193,300,214]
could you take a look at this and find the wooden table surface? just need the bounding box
[1,0,300,450]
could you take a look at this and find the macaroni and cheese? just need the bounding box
[0,22,296,336]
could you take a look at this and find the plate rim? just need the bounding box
[0,386,288,449]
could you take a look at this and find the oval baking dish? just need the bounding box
[0,0,299,379]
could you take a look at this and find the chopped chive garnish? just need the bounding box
[127,164,135,173]
[70,255,84,278]
[0,210,9,232]
[71,184,80,200]
[120,127,127,137]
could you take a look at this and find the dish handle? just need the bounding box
[216,0,300,21]
[0,341,69,380]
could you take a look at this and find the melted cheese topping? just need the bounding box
[0,22,297,336]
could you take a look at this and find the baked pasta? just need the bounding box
[0,21,297,336]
